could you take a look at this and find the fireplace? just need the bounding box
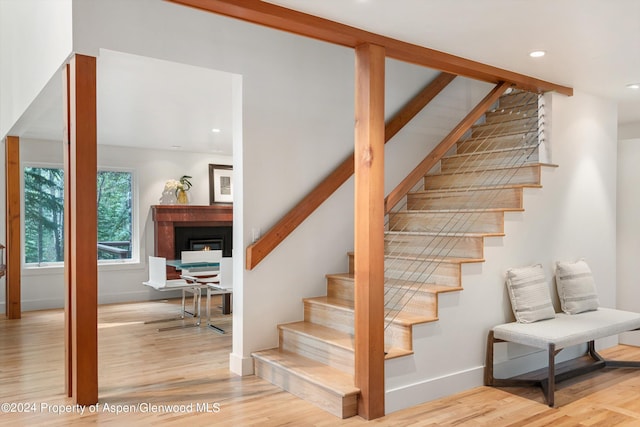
[174,225,232,258]
[151,205,233,278]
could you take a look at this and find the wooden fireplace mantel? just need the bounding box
[151,204,233,278]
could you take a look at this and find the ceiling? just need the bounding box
[13,0,640,151]
[14,49,236,155]
[268,0,640,125]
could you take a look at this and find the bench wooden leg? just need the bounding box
[485,330,496,386]
[546,343,555,407]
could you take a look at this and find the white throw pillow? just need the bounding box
[506,263,555,323]
[555,258,599,314]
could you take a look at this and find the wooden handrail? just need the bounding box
[384,81,511,213]
[168,0,572,96]
[245,73,456,269]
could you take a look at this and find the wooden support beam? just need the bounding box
[64,54,98,406]
[5,135,21,319]
[354,43,385,420]
[245,72,455,269]
[167,0,572,96]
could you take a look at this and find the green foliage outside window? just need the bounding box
[24,167,133,264]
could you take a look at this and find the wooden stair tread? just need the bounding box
[383,252,485,264]
[302,296,438,326]
[385,309,438,326]
[385,230,503,238]
[252,349,359,397]
[326,273,462,294]
[304,295,352,310]
[444,145,539,159]
[459,129,538,143]
[326,272,354,280]
[426,162,555,177]
[385,278,463,294]
[410,183,541,195]
[471,116,533,128]
[392,208,519,213]
[279,321,354,351]
[487,104,538,115]
[385,347,414,359]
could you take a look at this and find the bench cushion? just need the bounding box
[555,259,600,314]
[506,263,556,323]
[492,307,640,350]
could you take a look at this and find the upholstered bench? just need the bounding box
[485,308,640,406]
[485,260,640,407]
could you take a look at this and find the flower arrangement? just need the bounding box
[164,175,193,204]
[164,175,193,194]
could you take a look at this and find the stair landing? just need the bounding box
[253,349,359,419]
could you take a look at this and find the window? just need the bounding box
[24,166,134,265]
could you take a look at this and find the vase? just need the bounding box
[176,189,188,204]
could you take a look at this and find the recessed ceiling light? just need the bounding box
[529,50,546,58]
[170,145,181,149]
[626,83,640,90]
[211,128,221,133]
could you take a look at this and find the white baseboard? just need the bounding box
[385,337,622,414]
[620,332,640,346]
[9,291,184,312]
[385,366,484,414]
[230,352,254,376]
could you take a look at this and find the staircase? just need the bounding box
[252,89,552,418]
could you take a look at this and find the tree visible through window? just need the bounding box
[24,167,133,264]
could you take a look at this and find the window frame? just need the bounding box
[21,162,139,268]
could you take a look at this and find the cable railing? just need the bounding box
[382,89,543,330]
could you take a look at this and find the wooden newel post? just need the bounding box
[353,43,386,420]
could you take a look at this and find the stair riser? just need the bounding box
[389,211,504,234]
[328,272,452,306]
[424,165,541,190]
[385,234,484,259]
[385,321,412,350]
[457,134,538,154]
[384,285,437,317]
[498,91,539,108]
[484,106,538,124]
[304,299,415,350]
[253,357,358,419]
[440,148,539,173]
[384,258,461,286]
[279,328,354,375]
[346,254,462,286]
[407,187,523,210]
[305,301,354,335]
[471,119,536,138]
[327,275,355,302]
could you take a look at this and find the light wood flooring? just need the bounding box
[2,300,640,426]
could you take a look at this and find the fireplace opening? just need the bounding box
[189,238,224,252]
[174,226,232,258]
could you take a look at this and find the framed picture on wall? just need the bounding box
[209,164,233,204]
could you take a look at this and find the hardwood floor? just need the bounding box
[2,300,640,426]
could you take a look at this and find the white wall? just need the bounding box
[0,0,72,139]
[0,138,231,311]
[619,122,640,140]
[386,90,619,413]
[617,124,640,346]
